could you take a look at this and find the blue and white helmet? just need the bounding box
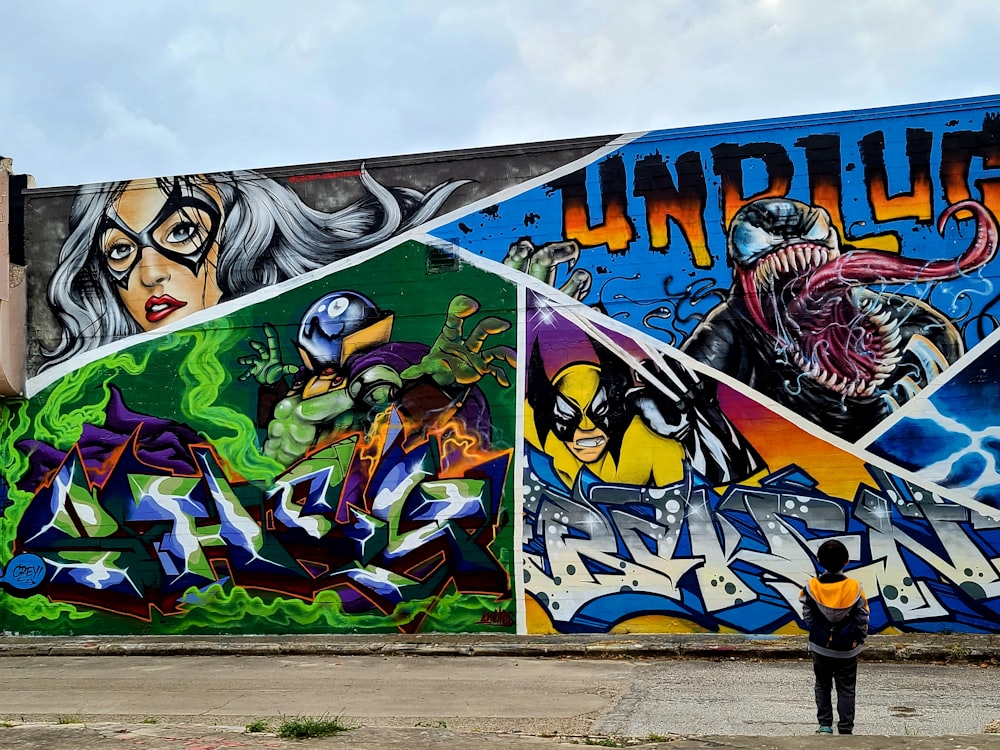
[297,291,384,370]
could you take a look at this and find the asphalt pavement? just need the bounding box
[0,632,995,750]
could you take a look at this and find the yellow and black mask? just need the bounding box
[528,337,633,456]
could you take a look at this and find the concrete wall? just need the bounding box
[3,96,1000,636]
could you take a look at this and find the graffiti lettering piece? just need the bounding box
[266,440,356,536]
[524,471,701,624]
[549,156,637,254]
[941,114,1000,222]
[525,459,1000,634]
[686,486,758,613]
[711,142,794,227]
[794,133,900,253]
[633,152,711,267]
[861,129,934,224]
[19,449,118,547]
[14,397,512,631]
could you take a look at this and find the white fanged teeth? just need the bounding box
[784,251,796,272]
[796,356,894,397]
[846,380,877,398]
[576,437,605,448]
[877,318,902,352]
[782,267,907,398]
[878,316,899,331]
[754,242,839,287]
[756,264,769,288]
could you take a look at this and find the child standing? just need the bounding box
[799,539,870,735]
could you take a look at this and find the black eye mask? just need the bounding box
[551,393,582,441]
[96,180,221,288]
[551,384,612,441]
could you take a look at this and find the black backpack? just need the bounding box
[809,602,862,651]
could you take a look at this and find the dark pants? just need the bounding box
[812,652,858,733]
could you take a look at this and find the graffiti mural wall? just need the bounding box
[3,95,1000,636]
[517,294,1000,634]
[3,242,518,634]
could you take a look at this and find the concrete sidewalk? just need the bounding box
[1,632,998,663]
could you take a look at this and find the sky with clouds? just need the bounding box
[2,0,999,188]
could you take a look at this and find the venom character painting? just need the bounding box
[682,197,999,441]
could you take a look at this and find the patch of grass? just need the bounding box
[245,718,272,734]
[56,715,82,725]
[646,734,671,742]
[0,722,14,728]
[275,714,352,740]
[415,720,448,728]
[141,717,157,724]
[944,644,970,663]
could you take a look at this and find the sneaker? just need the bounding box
[839,729,853,735]
[816,726,833,734]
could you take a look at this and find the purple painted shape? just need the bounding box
[526,288,648,378]
[347,341,428,375]
[17,386,203,492]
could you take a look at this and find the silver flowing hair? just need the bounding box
[42,167,467,369]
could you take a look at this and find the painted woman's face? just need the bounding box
[97,178,224,331]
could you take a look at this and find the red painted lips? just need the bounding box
[145,295,187,323]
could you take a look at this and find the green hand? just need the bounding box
[502,238,591,300]
[401,295,516,388]
[238,323,299,385]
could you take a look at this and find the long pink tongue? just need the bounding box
[797,199,998,303]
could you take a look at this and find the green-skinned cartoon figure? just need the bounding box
[240,291,515,465]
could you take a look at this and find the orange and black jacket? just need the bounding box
[799,573,870,658]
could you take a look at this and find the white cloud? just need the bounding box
[84,85,189,175]
[469,0,1000,145]
[1,0,999,186]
